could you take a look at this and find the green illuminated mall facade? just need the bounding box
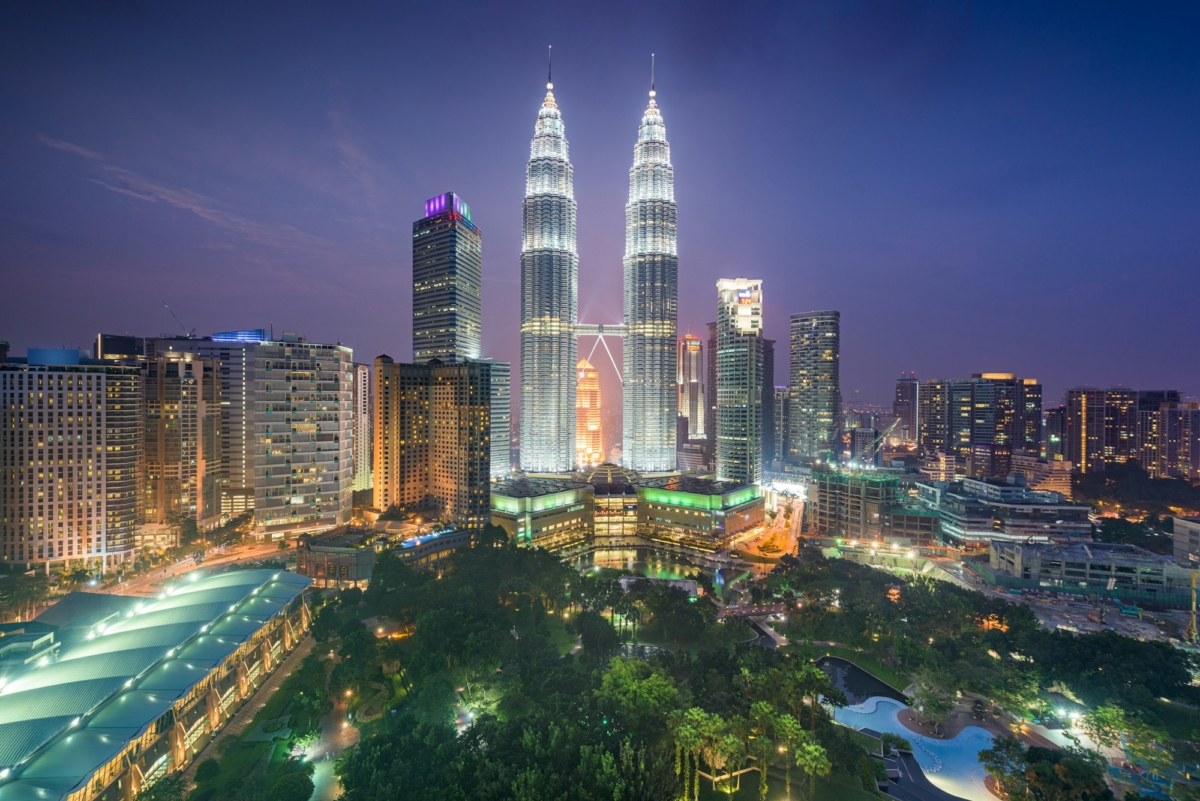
[490,464,763,554]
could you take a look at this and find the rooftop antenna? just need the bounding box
[651,53,655,94]
[547,45,552,88]
[162,301,195,338]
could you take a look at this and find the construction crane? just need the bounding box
[852,417,901,465]
[162,301,195,338]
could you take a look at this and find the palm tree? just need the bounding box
[62,564,91,588]
[793,736,831,800]
[774,714,804,801]
[672,711,703,801]
[747,703,777,801]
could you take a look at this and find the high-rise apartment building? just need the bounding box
[917,378,951,456]
[520,76,578,473]
[1065,388,1137,474]
[1,349,141,571]
[1137,401,1199,479]
[715,279,764,485]
[374,356,492,529]
[412,192,482,363]
[919,373,1041,477]
[622,79,678,473]
[676,335,704,439]
[143,352,222,531]
[894,373,918,443]
[353,363,372,492]
[150,331,353,534]
[788,311,841,463]
[576,359,603,467]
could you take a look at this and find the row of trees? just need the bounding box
[330,541,888,800]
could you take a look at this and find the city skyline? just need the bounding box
[3,3,1198,423]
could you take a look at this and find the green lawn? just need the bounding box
[543,617,579,655]
[697,768,877,801]
[1155,700,1200,740]
[815,645,909,693]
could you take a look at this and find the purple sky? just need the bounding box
[2,2,1199,426]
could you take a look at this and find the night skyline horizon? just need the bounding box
[3,2,1199,418]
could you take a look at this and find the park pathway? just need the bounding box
[182,636,315,785]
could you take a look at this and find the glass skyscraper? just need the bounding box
[412,192,482,363]
[520,77,578,472]
[715,279,765,485]
[789,310,841,463]
[622,81,678,472]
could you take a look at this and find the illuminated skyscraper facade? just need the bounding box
[676,335,704,439]
[374,356,492,529]
[623,82,678,472]
[353,363,372,492]
[520,77,577,472]
[576,359,603,467]
[715,279,764,485]
[789,311,841,462]
[143,352,223,531]
[413,193,482,364]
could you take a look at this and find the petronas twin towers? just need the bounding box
[520,62,677,473]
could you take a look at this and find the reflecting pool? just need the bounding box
[817,656,906,705]
[834,697,994,801]
[570,548,752,601]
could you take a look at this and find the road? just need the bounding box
[99,540,285,597]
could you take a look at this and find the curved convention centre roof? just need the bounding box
[0,569,310,801]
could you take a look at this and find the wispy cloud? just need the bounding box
[38,133,332,253]
[327,108,382,212]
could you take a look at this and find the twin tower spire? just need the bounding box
[520,54,678,474]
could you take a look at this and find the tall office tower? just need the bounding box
[715,279,764,485]
[412,192,482,363]
[676,335,705,439]
[704,322,718,460]
[1044,405,1066,458]
[893,373,918,443]
[1,349,140,572]
[850,427,881,466]
[1065,388,1138,474]
[150,331,353,533]
[576,359,603,466]
[762,338,776,467]
[788,311,841,463]
[520,74,578,472]
[374,356,492,529]
[622,79,678,472]
[143,353,222,531]
[353,363,373,492]
[917,378,951,455]
[482,359,511,480]
[772,387,790,469]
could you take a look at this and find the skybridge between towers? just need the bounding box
[574,322,627,384]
